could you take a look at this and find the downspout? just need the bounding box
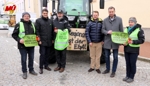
[24,0,26,11]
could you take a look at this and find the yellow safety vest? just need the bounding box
[18,22,36,38]
[124,28,140,47]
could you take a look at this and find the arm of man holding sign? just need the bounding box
[85,22,92,46]
[119,18,124,32]
[12,23,24,44]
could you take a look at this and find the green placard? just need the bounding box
[23,35,38,47]
[111,32,128,44]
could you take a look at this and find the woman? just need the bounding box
[123,17,145,83]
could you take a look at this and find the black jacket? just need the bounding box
[35,16,54,47]
[124,24,145,54]
[53,17,71,39]
[12,19,35,49]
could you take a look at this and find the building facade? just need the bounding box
[0,0,150,28]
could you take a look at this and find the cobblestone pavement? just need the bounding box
[0,31,150,86]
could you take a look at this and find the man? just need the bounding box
[53,10,70,73]
[85,11,103,74]
[102,6,123,77]
[35,9,53,74]
[12,12,38,79]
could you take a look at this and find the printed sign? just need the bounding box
[23,35,38,47]
[111,32,128,44]
[4,2,17,15]
[67,28,87,51]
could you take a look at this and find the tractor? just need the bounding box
[42,0,106,64]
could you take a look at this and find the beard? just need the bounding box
[58,16,63,20]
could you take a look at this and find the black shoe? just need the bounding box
[45,67,51,71]
[88,68,94,72]
[22,72,27,79]
[102,69,110,74]
[29,70,38,75]
[110,72,115,77]
[39,69,43,74]
[96,69,101,74]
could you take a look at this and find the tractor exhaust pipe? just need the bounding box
[43,0,47,9]
[100,0,105,9]
[52,0,55,12]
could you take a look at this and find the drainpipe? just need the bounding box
[24,0,26,11]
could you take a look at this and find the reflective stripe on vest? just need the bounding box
[54,29,69,50]
[18,22,36,38]
[124,28,140,47]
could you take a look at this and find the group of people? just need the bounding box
[12,9,70,79]
[85,6,145,83]
[12,6,145,83]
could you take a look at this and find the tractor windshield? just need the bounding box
[59,0,90,16]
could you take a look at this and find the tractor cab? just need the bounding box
[58,0,90,28]
[50,0,104,28]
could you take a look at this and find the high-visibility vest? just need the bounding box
[124,28,140,47]
[54,29,69,50]
[18,22,36,38]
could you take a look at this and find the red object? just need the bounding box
[128,38,132,43]
[54,27,57,31]
[36,36,40,41]
[5,5,16,11]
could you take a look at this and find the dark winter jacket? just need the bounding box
[35,16,54,47]
[53,17,71,39]
[124,24,145,54]
[85,18,104,43]
[12,19,35,49]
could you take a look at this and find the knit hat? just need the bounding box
[22,12,30,18]
[129,17,137,23]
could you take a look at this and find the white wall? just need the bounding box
[93,0,150,28]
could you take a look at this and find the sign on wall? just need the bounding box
[67,28,87,51]
[4,2,17,15]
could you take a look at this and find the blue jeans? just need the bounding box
[125,52,138,79]
[19,47,34,73]
[105,49,118,72]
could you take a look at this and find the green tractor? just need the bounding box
[43,0,106,64]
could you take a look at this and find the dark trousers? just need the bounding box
[105,49,118,72]
[125,52,138,79]
[39,46,50,69]
[55,49,66,68]
[19,47,34,73]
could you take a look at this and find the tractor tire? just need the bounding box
[48,44,56,64]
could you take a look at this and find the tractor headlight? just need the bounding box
[67,16,75,21]
[79,16,87,21]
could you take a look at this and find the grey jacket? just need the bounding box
[102,16,123,49]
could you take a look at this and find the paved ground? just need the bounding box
[0,30,150,86]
